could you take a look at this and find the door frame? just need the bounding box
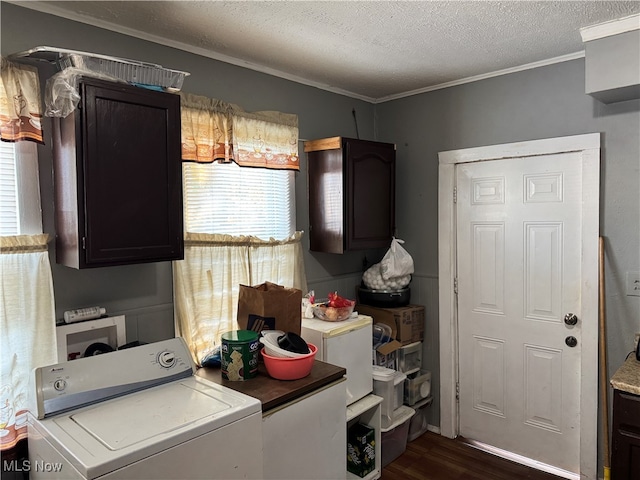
[437,133,600,479]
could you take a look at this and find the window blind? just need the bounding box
[183,161,295,240]
[0,142,19,235]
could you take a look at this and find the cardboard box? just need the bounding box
[347,423,376,478]
[357,304,425,345]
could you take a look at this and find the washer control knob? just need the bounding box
[53,379,66,391]
[157,351,176,368]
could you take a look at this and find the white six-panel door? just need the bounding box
[438,134,600,480]
[456,154,582,474]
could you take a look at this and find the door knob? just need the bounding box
[564,313,578,326]
[565,336,578,347]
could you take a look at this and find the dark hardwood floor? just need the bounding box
[381,431,565,480]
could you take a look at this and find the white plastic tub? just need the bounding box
[372,365,406,429]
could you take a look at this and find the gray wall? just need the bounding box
[3,3,639,467]
[376,58,640,468]
[585,29,640,103]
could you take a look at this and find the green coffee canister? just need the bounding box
[221,330,260,381]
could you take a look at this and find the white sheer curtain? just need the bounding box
[1,58,54,453]
[174,92,305,366]
[173,232,307,365]
[0,235,56,450]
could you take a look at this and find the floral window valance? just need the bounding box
[0,57,44,144]
[180,92,299,171]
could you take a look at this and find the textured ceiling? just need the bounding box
[9,1,640,102]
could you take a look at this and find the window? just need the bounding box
[0,141,42,236]
[0,140,55,453]
[183,161,295,239]
[175,160,305,365]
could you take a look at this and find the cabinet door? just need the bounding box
[308,147,344,253]
[612,389,640,479]
[262,381,347,479]
[345,139,395,250]
[81,81,183,267]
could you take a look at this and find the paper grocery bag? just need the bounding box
[237,282,302,335]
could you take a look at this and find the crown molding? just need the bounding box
[580,13,640,43]
[375,51,585,104]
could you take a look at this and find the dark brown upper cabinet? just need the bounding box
[52,77,183,268]
[305,137,396,254]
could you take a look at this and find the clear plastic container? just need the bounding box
[404,369,431,406]
[407,397,432,442]
[11,46,189,91]
[380,405,415,467]
[59,53,187,91]
[397,341,422,374]
[372,365,406,428]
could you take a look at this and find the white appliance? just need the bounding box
[29,337,263,479]
[301,315,373,406]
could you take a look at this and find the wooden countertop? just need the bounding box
[610,356,640,395]
[196,360,346,412]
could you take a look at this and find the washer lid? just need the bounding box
[71,380,231,450]
[35,377,261,479]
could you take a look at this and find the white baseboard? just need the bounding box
[427,424,440,434]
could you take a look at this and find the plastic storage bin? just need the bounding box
[407,396,432,442]
[404,369,431,406]
[380,405,415,467]
[397,341,422,374]
[372,365,406,429]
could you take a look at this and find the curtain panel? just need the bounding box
[0,234,56,451]
[179,92,299,171]
[0,57,44,144]
[173,232,307,366]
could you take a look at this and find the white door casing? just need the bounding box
[438,134,600,480]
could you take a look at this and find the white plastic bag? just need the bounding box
[380,237,414,280]
[362,263,411,290]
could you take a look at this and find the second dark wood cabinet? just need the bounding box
[612,388,640,479]
[52,78,183,268]
[305,137,395,254]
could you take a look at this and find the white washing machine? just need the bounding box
[28,337,263,479]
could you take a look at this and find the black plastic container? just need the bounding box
[357,287,411,308]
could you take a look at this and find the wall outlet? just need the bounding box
[626,271,640,296]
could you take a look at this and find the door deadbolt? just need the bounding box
[565,336,578,347]
[564,313,578,326]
